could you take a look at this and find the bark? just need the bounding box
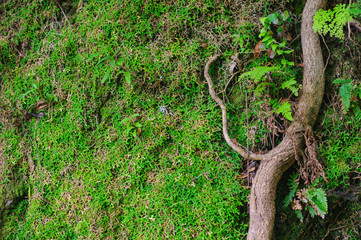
[204,0,327,239]
[248,0,327,238]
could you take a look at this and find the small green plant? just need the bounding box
[313,4,354,40]
[235,11,300,121]
[349,1,361,18]
[333,78,361,113]
[284,173,328,222]
[259,10,293,57]
[239,65,300,121]
[120,114,142,138]
[232,23,257,53]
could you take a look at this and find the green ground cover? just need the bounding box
[0,0,360,239]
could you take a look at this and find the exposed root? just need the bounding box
[204,55,265,161]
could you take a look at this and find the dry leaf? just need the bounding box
[266,49,275,59]
[229,62,237,74]
[253,41,263,58]
[286,33,292,41]
[36,100,48,111]
[292,199,303,210]
[229,54,240,74]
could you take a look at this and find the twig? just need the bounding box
[188,172,209,185]
[245,85,250,185]
[320,35,330,72]
[204,55,265,161]
[54,0,73,30]
[321,202,345,240]
[350,20,361,32]
[223,71,241,95]
[0,147,10,158]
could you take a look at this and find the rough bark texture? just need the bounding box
[204,0,327,239]
[247,0,327,239]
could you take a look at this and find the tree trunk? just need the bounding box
[247,0,327,239]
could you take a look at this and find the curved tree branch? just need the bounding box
[204,0,327,239]
[247,0,327,239]
[204,55,265,161]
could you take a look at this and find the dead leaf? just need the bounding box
[229,54,240,74]
[266,49,275,59]
[137,127,142,137]
[292,199,303,210]
[297,63,304,67]
[286,33,292,41]
[253,41,263,58]
[36,100,48,111]
[229,61,237,75]
[197,40,208,49]
[235,173,248,179]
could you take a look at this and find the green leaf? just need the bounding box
[296,210,304,222]
[240,66,279,83]
[282,50,294,54]
[134,122,142,128]
[109,58,115,68]
[283,173,299,208]
[101,70,111,83]
[97,57,108,65]
[307,188,328,216]
[281,59,294,66]
[276,102,293,121]
[267,12,279,24]
[124,71,131,85]
[116,59,124,66]
[271,44,278,51]
[281,11,289,21]
[120,118,131,124]
[130,114,140,118]
[281,78,300,96]
[254,82,274,96]
[260,17,269,26]
[339,83,353,111]
[276,49,284,55]
[281,78,297,89]
[307,205,318,217]
[87,52,101,61]
[333,78,350,85]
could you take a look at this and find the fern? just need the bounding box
[295,210,304,222]
[276,102,293,121]
[239,66,279,83]
[307,188,328,218]
[350,1,361,18]
[307,205,318,218]
[281,78,301,96]
[283,173,299,208]
[333,78,353,112]
[284,173,328,222]
[313,4,353,40]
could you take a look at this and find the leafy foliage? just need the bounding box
[333,78,361,113]
[275,101,293,121]
[349,1,361,18]
[283,172,299,208]
[313,4,353,40]
[1,0,267,238]
[239,66,279,83]
[283,173,328,222]
[259,10,293,57]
